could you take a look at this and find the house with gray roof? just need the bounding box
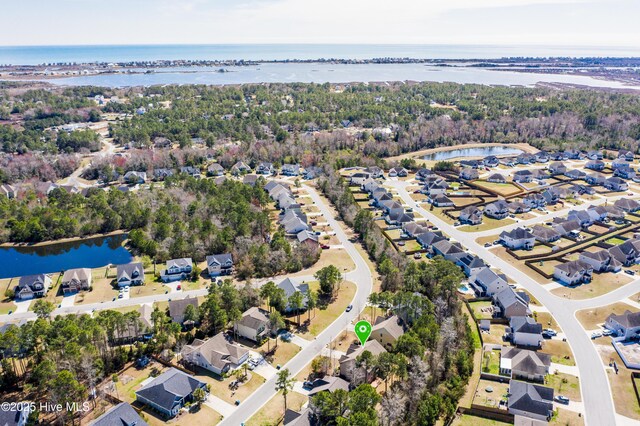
[284,407,314,426]
[530,225,560,243]
[459,205,483,225]
[0,184,16,199]
[470,267,508,297]
[579,250,622,273]
[460,167,479,181]
[458,254,487,277]
[493,287,531,319]
[207,253,233,276]
[307,376,350,398]
[548,162,567,175]
[487,173,506,183]
[500,228,535,250]
[614,198,640,213]
[430,194,454,207]
[90,402,148,426]
[484,200,509,219]
[235,307,270,342]
[605,310,640,341]
[116,263,144,288]
[339,340,386,383]
[162,258,193,282]
[500,347,551,383]
[282,164,301,176]
[415,231,445,250]
[553,260,593,285]
[604,177,628,192]
[585,160,605,171]
[432,240,466,263]
[181,333,249,376]
[14,274,51,300]
[513,170,534,183]
[207,163,225,176]
[508,380,554,422]
[371,315,405,348]
[402,221,429,238]
[61,268,92,294]
[135,368,207,418]
[278,278,309,312]
[508,316,544,348]
[552,219,581,237]
[169,296,200,324]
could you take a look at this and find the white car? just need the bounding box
[591,331,603,339]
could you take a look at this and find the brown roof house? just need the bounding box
[371,315,405,349]
[339,340,386,384]
[181,332,250,376]
[169,296,200,325]
[61,268,92,295]
[234,307,270,343]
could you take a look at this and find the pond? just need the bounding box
[0,234,133,279]
[423,145,523,161]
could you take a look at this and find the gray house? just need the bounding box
[116,263,145,288]
[14,274,51,300]
[135,368,207,418]
[207,254,233,277]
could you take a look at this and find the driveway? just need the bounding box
[205,394,237,418]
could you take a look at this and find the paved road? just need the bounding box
[388,179,632,426]
[218,184,373,426]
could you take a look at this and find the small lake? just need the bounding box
[423,145,523,161]
[0,234,133,279]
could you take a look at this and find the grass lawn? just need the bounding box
[473,181,521,197]
[600,346,640,420]
[546,372,581,401]
[551,408,585,426]
[451,414,511,426]
[453,197,483,208]
[459,217,515,232]
[139,404,221,426]
[606,237,626,245]
[481,349,502,375]
[262,340,301,368]
[480,325,507,345]
[534,311,559,330]
[115,362,168,402]
[385,228,403,240]
[551,272,632,299]
[473,379,509,409]
[576,302,636,330]
[246,391,307,426]
[476,235,498,246]
[290,249,355,278]
[297,281,356,338]
[490,247,549,283]
[513,245,553,257]
[468,300,494,320]
[194,366,265,406]
[397,239,422,253]
[541,340,575,366]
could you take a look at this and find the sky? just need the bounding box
[0,0,638,46]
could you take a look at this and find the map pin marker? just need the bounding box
[354,320,372,346]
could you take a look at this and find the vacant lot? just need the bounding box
[459,217,515,232]
[297,280,356,338]
[551,273,632,299]
[474,181,521,197]
[546,372,581,401]
[576,302,637,330]
[246,390,307,426]
[194,366,265,406]
[541,339,575,366]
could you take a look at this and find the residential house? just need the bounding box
[180,166,201,178]
[487,173,506,183]
[619,150,635,161]
[579,250,622,273]
[371,315,405,348]
[564,169,586,180]
[500,228,535,250]
[430,194,454,207]
[500,157,517,166]
[0,184,16,199]
[458,254,487,277]
[14,274,51,300]
[135,368,208,418]
[432,240,466,263]
[522,193,546,209]
[484,156,499,167]
[154,168,175,181]
[614,198,640,213]
[603,176,629,192]
[415,231,445,250]
[484,200,510,219]
[552,220,581,237]
[541,188,559,205]
[567,210,594,227]
[257,162,275,175]
[415,168,435,181]
[235,307,270,342]
[169,296,200,324]
[425,181,449,196]
[90,402,148,426]
[388,167,408,178]
[585,172,607,186]
[460,167,479,181]
[507,380,554,422]
[507,316,544,348]
[530,225,561,243]
[587,150,603,160]
[0,403,31,426]
[307,376,350,398]
[402,221,429,238]
[278,278,309,312]
[281,211,309,234]
[116,263,145,288]
[460,159,483,169]
[508,202,530,215]
[459,205,483,225]
[493,287,531,319]
[365,166,384,178]
[243,174,259,186]
[297,230,320,248]
[513,170,534,183]
[284,407,313,426]
[207,163,225,176]
[231,161,251,175]
[161,258,193,282]
[123,171,147,184]
[609,239,640,267]
[339,340,387,383]
[61,268,92,294]
[207,254,234,276]
[614,166,637,180]
[470,267,508,297]
[585,160,605,171]
[605,310,640,341]
[282,164,301,176]
[548,162,567,175]
[181,333,249,376]
[612,158,630,170]
[553,260,593,285]
[565,149,581,160]
[535,151,549,163]
[500,347,551,383]
[517,153,535,165]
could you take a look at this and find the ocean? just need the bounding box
[1,44,640,65]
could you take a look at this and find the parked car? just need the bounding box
[544,329,557,336]
[603,329,614,336]
[625,270,636,275]
[345,305,353,312]
[303,381,314,389]
[414,253,422,259]
[591,331,603,339]
[320,244,330,249]
[555,395,570,404]
[484,242,492,247]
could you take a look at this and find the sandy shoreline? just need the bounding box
[0,230,127,249]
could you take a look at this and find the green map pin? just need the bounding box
[355,320,372,345]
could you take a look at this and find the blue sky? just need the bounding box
[0,0,637,46]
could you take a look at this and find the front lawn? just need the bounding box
[546,372,581,401]
[296,280,356,338]
[576,302,637,330]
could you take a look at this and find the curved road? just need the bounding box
[387,179,640,426]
